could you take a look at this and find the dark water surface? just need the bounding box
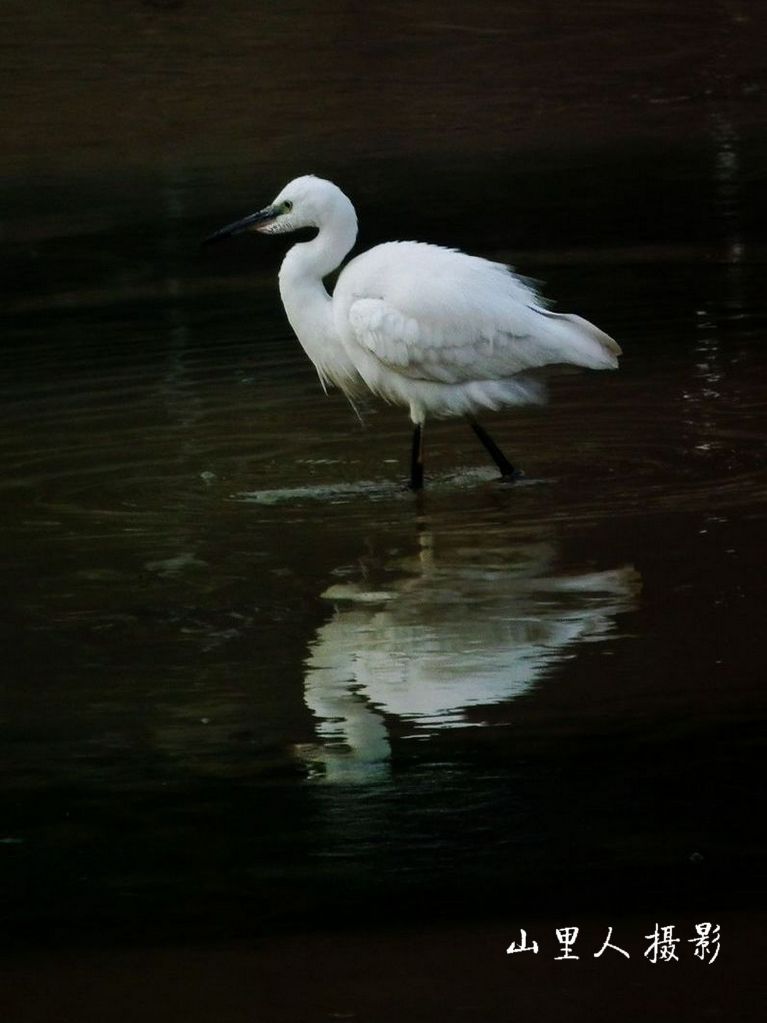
[2,2,767,1020]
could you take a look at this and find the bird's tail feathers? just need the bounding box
[532,308,622,370]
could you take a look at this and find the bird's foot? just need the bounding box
[498,468,525,484]
[408,464,424,491]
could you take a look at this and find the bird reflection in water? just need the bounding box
[297,530,640,783]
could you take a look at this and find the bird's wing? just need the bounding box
[344,251,619,385]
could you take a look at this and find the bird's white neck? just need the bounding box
[278,203,357,311]
[276,198,359,388]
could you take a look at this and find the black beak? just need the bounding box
[203,205,279,245]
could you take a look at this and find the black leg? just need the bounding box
[410,423,424,490]
[467,416,519,479]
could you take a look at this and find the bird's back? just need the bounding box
[333,241,620,397]
[335,241,542,334]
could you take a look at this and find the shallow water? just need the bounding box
[3,243,766,945]
[1,8,767,1015]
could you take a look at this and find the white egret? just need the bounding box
[206,175,621,489]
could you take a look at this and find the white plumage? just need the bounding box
[206,175,621,487]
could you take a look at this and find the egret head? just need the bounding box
[204,175,356,244]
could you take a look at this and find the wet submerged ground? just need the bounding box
[3,1,767,1019]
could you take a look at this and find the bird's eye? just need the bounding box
[282,201,293,213]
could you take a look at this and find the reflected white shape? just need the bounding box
[299,536,639,783]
